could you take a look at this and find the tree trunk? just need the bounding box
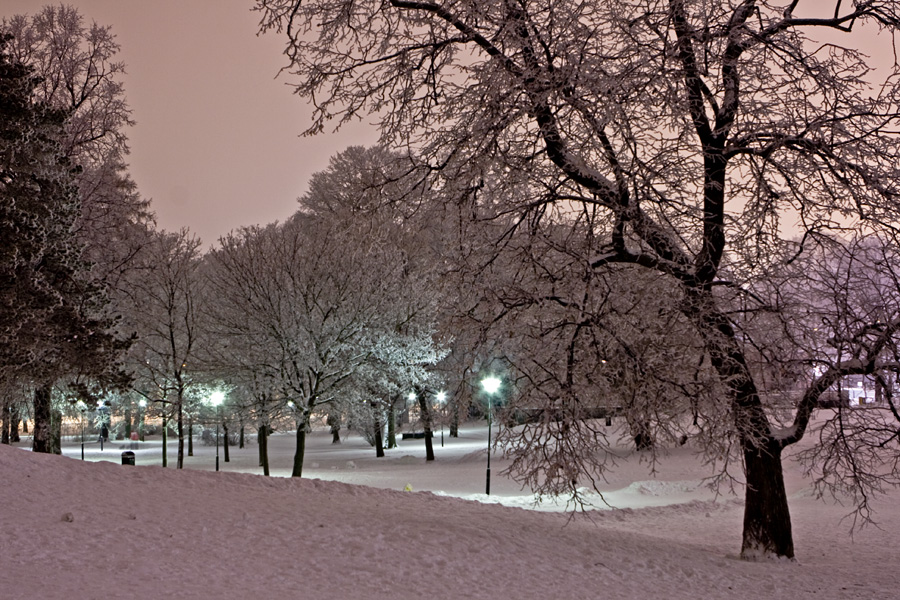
[450,398,459,438]
[417,393,435,461]
[162,414,168,468]
[291,413,310,477]
[223,420,230,463]
[11,410,20,441]
[188,416,194,456]
[50,409,62,455]
[627,415,653,451]
[689,294,795,560]
[1,401,9,444]
[124,408,132,438]
[176,396,185,469]
[327,413,341,444]
[32,385,53,453]
[258,424,270,476]
[373,407,385,458]
[387,399,397,449]
[740,440,794,559]
[239,422,245,449]
[9,405,20,442]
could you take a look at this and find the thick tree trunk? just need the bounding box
[32,385,53,453]
[705,312,794,558]
[683,289,795,559]
[8,405,20,442]
[291,414,310,477]
[50,409,62,454]
[258,424,270,476]
[373,409,385,458]
[11,408,20,441]
[741,440,793,559]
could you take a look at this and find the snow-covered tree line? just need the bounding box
[0,7,453,478]
[203,146,449,476]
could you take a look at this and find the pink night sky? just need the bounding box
[4,2,897,245]
[3,0,377,246]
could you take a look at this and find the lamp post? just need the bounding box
[436,391,447,447]
[481,376,501,495]
[77,401,87,460]
[209,391,224,472]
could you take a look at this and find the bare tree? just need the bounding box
[258,0,900,559]
[123,229,205,468]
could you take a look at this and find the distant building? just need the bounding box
[825,374,889,407]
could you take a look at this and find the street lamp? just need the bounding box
[481,376,501,495]
[77,401,87,460]
[436,391,447,447]
[209,391,224,472]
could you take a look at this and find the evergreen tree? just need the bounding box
[0,34,128,453]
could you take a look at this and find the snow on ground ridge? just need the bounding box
[2,426,899,599]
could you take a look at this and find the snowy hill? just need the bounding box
[1,427,896,599]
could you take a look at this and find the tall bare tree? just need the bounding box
[124,229,205,468]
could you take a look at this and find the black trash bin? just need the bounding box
[121,451,136,466]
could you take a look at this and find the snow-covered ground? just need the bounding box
[1,424,897,599]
